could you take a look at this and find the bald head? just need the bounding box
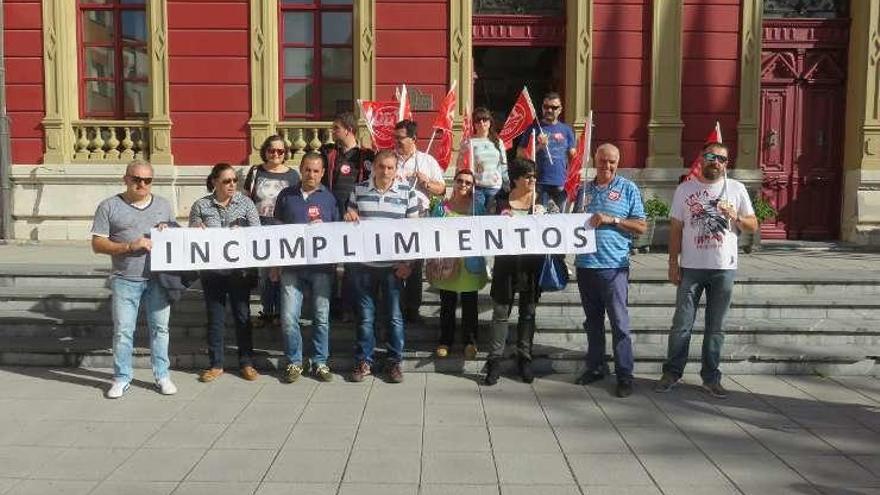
[593,143,620,186]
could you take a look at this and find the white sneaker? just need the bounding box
[106,380,130,399]
[156,377,178,395]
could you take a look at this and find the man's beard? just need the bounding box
[702,165,722,180]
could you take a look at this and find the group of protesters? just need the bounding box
[91,91,758,400]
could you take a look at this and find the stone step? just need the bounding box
[0,336,876,376]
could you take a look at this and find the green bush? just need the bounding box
[644,197,670,219]
[752,195,777,224]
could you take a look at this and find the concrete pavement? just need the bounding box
[0,368,877,494]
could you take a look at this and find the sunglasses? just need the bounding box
[455,179,474,186]
[703,152,729,164]
[219,177,239,185]
[127,175,153,185]
[474,117,490,123]
[543,105,561,111]
[267,148,286,156]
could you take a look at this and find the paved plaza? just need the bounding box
[0,368,877,495]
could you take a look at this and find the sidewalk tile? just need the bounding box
[780,454,880,488]
[284,424,357,451]
[106,447,205,482]
[236,401,305,424]
[186,449,275,482]
[567,453,654,486]
[361,401,423,426]
[578,486,662,495]
[422,452,497,484]
[554,425,630,454]
[489,425,561,453]
[254,482,336,495]
[90,481,176,495]
[214,422,293,450]
[0,446,65,478]
[495,452,575,485]
[354,425,422,451]
[299,401,365,424]
[30,447,132,481]
[425,403,485,426]
[810,427,880,455]
[173,399,251,424]
[264,449,348,483]
[618,426,698,455]
[309,383,371,403]
[344,449,421,484]
[423,425,491,452]
[144,421,226,448]
[712,453,806,486]
[739,425,835,455]
[421,484,498,495]
[855,456,880,477]
[338,483,418,495]
[4,480,95,495]
[638,454,730,486]
[501,485,580,495]
[173,482,258,495]
[71,421,162,448]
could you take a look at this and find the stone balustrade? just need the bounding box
[71,121,149,163]
[276,122,334,161]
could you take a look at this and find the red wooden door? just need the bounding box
[759,19,848,240]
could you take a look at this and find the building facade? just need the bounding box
[2,0,879,245]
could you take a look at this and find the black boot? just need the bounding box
[518,356,534,384]
[484,358,501,386]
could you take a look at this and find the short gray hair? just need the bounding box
[125,159,153,176]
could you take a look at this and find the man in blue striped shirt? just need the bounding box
[344,150,422,383]
[572,143,647,397]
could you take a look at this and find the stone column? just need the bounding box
[841,0,880,244]
[646,0,684,168]
[40,0,78,164]
[247,0,280,165]
[737,0,762,170]
[147,0,173,165]
[564,0,593,131]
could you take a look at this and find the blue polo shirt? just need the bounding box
[574,175,645,269]
[518,121,575,187]
[275,184,340,271]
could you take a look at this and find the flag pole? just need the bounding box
[580,111,594,211]
[525,87,554,166]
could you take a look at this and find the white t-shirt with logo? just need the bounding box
[671,178,754,270]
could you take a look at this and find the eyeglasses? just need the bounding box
[703,152,729,164]
[219,177,239,185]
[474,117,490,123]
[518,174,537,180]
[543,105,561,111]
[267,148,286,156]
[127,175,153,185]
[455,179,474,187]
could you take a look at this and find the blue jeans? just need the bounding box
[110,277,171,383]
[202,272,254,368]
[474,186,500,212]
[280,269,332,366]
[538,184,567,211]
[662,268,736,384]
[351,265,405,364]
[576,268,634,380]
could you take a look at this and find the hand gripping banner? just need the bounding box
[151,214,597,271]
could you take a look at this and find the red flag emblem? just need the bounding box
[499,87,537,150]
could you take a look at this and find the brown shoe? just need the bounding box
[350,361,372,382]
[199,368,224,383]
[240,365,259,381]
[386,362,404,383]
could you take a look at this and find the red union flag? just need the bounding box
[564,112,593,203]
[686,121,723,181]
[456,105,474,171]
[498,87,537,150]
[359,99,399,150]
[430,84,457,170]
[394,84,413,121]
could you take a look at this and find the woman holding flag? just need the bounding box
[427,168,488,360]
[470,107,508,210]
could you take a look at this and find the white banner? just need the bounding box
[151,214,597,271]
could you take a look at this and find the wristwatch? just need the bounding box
[613,217,621,225]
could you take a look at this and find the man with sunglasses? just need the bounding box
[517,92,577,210]
[656,143,757,399]
[91,160,178,399]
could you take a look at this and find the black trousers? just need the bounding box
[438,290,479,347]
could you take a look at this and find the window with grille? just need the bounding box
[280,0,354,121]
[79,0,149,118]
